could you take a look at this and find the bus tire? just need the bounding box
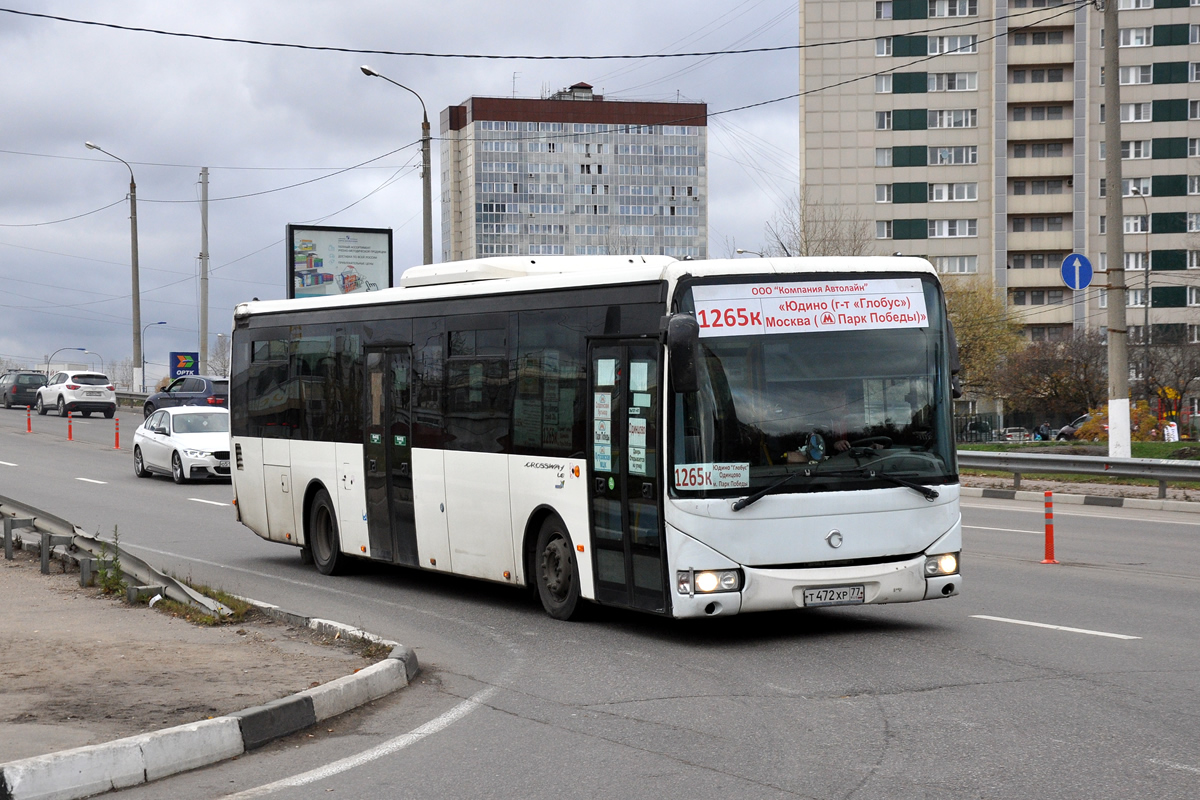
[309,488,345,576]
[534,516,581,620]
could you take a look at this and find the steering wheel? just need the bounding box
[848,436,892,449]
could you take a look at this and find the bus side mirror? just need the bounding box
[665,314,700,393]
[947,318,963,399]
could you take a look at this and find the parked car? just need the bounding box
[35,371,116,418]
[143,375,228,418]
[133,406,231,483]
[1001,426,1030,443]
[0,370,48,409]
[1056,414,1090,440]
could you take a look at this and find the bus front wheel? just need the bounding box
[535,516,581,620]
[309,488,345,576]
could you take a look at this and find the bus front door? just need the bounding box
[365,348,418,566]
[588,342,668,614]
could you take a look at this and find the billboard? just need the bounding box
[170,352,199,378]
[287,224,393,299]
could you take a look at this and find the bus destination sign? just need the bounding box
[691,278,928,338]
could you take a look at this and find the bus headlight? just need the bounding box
[677,569,742,595]
[925,552,959,576]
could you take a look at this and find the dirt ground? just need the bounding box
[0,549,381,764]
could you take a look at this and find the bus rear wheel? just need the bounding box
[535,516,581,620]
[309,488,345,576]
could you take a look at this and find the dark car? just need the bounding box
[1,370,48,409]
[143,375,229,417]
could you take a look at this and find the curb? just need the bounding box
[0,600,418,800]
[961,486,1200,513]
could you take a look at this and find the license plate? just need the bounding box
[803,585,865,607]
[85,391,101,397]
[217,461,230,469]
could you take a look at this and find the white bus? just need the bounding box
[229,256,962,619]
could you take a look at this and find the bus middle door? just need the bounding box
[364,348,418,566]
[588,341,668,614]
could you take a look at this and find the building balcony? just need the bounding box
[1009,119,1072,141]
[1012,304,1075,326]
[1007,193,1072,215]
[1007,267,1073,288]
[1007,156,1073,178]
[1022,7,1076,28]
[1007,82,1073,105]
[1008,230,1073,251]
[1008,44,1074,67]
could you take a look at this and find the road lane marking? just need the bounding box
[1149,759,1200,775]
[189,498,228,506]
[972,615,1140,640]
[962,501,1200,526]
[964,525,1040,535]
[0,461,16,467]
[227,688,497,798]
[75,478,107,485]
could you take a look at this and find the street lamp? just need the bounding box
[46,347,87,376]
[141,321,167,392]
[85,141,142,392]
[1131,187,1151,403]
[84,351,104,374]
[735,249,765,257]
[360,65,432,265]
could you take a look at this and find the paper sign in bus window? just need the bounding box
[596,358,616,386]
[594,419,611,445]
[630,361,649,392]
[628,416,647,448]
[594,444,612,472]
[629,447,647,476]
[594,392,611,420]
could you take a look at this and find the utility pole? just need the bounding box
[1103,0,1131,458]
[199,167,209,375]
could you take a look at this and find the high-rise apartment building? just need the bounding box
[440,83,707,263]
[799,0,1199,348]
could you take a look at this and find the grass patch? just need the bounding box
[140,581,257,627]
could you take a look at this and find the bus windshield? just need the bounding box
[671,274,956,498]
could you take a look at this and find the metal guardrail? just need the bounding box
[957,451,1200,498]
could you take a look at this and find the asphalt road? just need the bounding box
[2,407,1198,799]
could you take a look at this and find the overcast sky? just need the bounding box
[0,1,800,381]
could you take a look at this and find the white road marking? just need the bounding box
[227,688,496,798]
[964,525,1040,535]
[0,460,16,467]
[962,501,1200,526]
[188,498,228,506]
[75,477,107,485]
[972,615,1140,640]
[1149,759,1200,775]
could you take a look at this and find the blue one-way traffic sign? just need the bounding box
[1060,253,1093,291]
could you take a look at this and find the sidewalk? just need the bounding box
[0,546,416,800]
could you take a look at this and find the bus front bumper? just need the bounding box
[672,556,961,618]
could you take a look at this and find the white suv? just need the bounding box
[36,371,117,418]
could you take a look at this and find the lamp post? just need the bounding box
[1131,187,1150,404]
[84,351,104,374]
[46,347,87,377]
[360,66,432,265]
[735,249,765,257]
[141,321,167,392]
[84,142,142,392]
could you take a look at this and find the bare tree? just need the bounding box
[995,332,1108,417]
[1143,341,1200,421]
[209,335,231,378]
[759,187,874,257]
[111,358,134,392]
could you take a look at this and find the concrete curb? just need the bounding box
[961,486,1200,513]
[0,600,418,800]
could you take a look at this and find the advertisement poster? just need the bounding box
[287,224,393,299]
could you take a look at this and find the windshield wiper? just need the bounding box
[731,467,938,511]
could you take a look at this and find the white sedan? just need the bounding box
[133,406,231,483]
